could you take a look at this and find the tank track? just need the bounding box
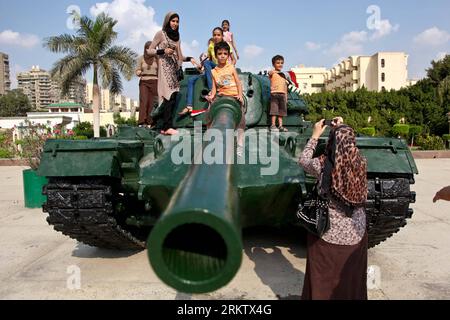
[366,175,416,248]
[42,178,145,250]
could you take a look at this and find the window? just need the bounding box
[381,73,386,82]
[381,59,385,68]
[311,83,325,88]
[381,86,386,92]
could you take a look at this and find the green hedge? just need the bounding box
[360,127,376,136]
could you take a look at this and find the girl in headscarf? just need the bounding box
[147,12,197,135]
[136,41,158,127]
[299,118,369,300]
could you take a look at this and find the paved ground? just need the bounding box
[0,161,449,300]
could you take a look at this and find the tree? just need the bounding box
[409,125,422,147]
[43,13,137,137]
[0,89,32,117]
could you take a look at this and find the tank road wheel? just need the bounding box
[42,178,146,250]
[366,175,416,248]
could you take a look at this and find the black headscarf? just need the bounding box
[163,12,180,42]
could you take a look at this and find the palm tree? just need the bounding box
[44,13,137,137]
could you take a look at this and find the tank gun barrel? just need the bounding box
[147,97,243,294]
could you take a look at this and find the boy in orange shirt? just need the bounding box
[269,55,288,132]
[207,41,245,156]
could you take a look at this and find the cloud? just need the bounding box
[414,27,450,47]
[305,41,322,51]
[244,45,264,59]
[0,30,40,48]
[90,0,161,52]
[181,40,201,60]
[371,19,400,40]
[327,31,368,57]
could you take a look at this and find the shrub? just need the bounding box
[113,112,138,126]
[360,127,376,136]
[73,136,88,140]
[392,124,410,138]
[409,125,423,146]
[73,122,107,138]
[443,134,450,141]
[416,135,445,150]
[0,148,13,158]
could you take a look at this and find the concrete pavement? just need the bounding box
[0,161,449,300]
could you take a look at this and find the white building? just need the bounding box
[85,83,137,112]
[291,52,416,94]
[291,66,327,94]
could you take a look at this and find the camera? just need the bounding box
[323,120,334,127]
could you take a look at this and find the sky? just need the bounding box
[1,0,450,100]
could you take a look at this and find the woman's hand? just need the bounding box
[236,95,244,105]
[165,48,174,55]
[136,70,142,77]
[312,119,327,139]
[332,117,344,126]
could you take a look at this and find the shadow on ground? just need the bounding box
[71,243,142,259]
[243,227,307,300]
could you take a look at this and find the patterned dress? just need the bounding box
[147,30,184,101]
[299,138,366,246]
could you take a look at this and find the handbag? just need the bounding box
[296,183,330,238]
[176,66,184,82]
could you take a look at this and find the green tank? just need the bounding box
[38,68,418,294]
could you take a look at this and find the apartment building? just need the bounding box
[291,52,414,94]
[0,52,11,95]
[17,66,54,109]
[324,52,410,92]
[290,66,327,94]
[18,66,86,109]
[85,83,137,112]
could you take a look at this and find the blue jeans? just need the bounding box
[186,75,201,107]
[203,60,217,90]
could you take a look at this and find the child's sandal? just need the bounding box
[278,126,288,132]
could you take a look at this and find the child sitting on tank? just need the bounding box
[268,55,289,132]
[206,41,245,156]
[179,27,236,116]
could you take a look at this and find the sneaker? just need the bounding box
[270,125,279,132]
[278,126,288,132]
